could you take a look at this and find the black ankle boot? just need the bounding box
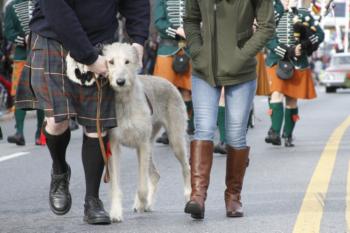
[265,129,281,146]
[49,165,72,215]
[7,132,25,146]
[284,136,295,147]
[156,132,169,145]
[84,196,111,225]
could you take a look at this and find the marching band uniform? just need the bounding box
[4,0,45,146]
[265,0,324,147]
[154,0,194,142]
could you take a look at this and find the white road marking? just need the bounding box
[0,152,30,163]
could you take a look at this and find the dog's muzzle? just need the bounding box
[116,78,126,86]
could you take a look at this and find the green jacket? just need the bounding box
[265,3,325,69]
[154,0,189,56]
[183,0,275,87]
[4,0,33,61]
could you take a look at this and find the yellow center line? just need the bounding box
[293,116,350,233]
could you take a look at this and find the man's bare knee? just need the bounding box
[286,96,297,108]
[45,117,69,135]
[270,91,284,103]
[83,128,107,138]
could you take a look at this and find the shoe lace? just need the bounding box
[86,197,104,211]
[51,174,69,194]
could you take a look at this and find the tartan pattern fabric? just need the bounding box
[15,33,117,132]
[11,61,26,96]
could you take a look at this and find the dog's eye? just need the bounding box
[109,59,114,65]
[125,60,130,65]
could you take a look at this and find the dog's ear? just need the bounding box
[130,45,140,64]
[129,45,142,72]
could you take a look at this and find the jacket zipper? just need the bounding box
[212,1,218,85]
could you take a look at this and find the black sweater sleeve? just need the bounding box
[119,0,150,46]
[39,0,98,65]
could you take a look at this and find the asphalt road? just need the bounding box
[0,86,349,233]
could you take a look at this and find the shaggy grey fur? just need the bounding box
[67,43,191,222]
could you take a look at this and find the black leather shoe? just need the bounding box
[265,129,281,146]
[7,133,25,146]
[284,136,295,147]
[156,132,169,145]
[49,165,72,215]
[84,196,111,225]
[214,141,227,154]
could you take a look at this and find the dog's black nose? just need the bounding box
[116,78,126,86]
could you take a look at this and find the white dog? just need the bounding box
[66,43,191,222]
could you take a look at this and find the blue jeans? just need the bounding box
[192,76,256,149]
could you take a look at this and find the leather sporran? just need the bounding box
[172,53,190,74]
[276,60,294,80]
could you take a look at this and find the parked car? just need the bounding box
[320,53,350,93]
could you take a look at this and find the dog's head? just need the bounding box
[103,43,140,93]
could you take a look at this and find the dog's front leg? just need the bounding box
[109,137,123,222]
[133,143,151,212]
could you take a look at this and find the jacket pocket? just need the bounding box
[237,28,253,49]
[191,45,209,76]
[217,45,255,77]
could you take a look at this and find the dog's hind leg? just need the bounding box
[147,155,160,209]
[133,143,151,212]
[167,129,191,202]
[108,137,123,222]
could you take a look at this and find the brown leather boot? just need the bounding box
[184,140,213,219]
[225,146,250,217]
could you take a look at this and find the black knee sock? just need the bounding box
[44,127,70,174]
[82,134,107,200]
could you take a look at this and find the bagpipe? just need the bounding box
[292,0,334,56]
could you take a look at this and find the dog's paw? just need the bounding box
[144,204,152,212]
[133,197,144,213]
[110,209,123,223]
[133,197,151,213]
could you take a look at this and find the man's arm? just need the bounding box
[38,0,98,65]
[118,0,150,46]
[119,0,150,67]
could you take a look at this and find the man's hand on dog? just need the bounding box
[88,55,108,77]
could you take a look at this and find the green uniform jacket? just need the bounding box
[4,0,33,61]
[265,3,325,69]
[183,0,275,87]
[154,0,189,56]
